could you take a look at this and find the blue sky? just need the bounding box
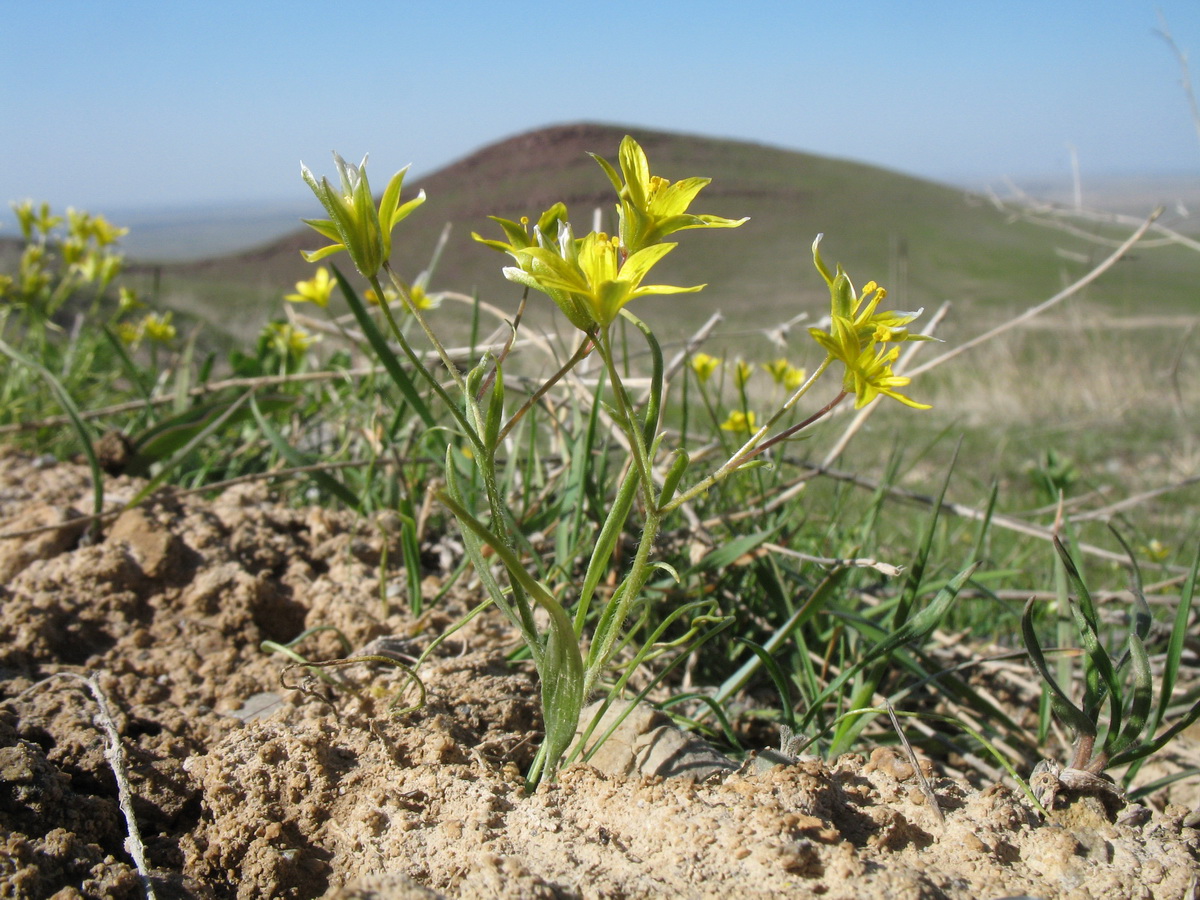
[3,0,1198,212]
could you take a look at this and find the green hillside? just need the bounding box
[134,123,1195,347]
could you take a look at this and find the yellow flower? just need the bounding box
[783,364,807,392]
[141,312,176,344]
[719,410,757,433]
[362,287,396,306]
[690,352,721,384]
[810,235,934,349]
[300,153,425,279]
[74,250,122,286]
[508,228,704,330]
[87,214,128,247]
[12,200,61,240]
[285,267,335,307]
[808,235,934,410]
[408,282,440,311]
[265,321,319,357]
[61,237,86,266]
[472,204,569,261]
[842,344,930,410]
[1140,539,1171,562]
[590,136,748,253]
[67,208,127,246]
[118,287,143,314]
[115,321,141,345]
[762,358,790,384]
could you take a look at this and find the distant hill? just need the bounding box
[123,123,1197,347]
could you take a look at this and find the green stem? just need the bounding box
[595,328,656,512]
[382,262,466,395]
[663,358,838,514]
[496,334,593,445]
[581,326,667,696]
[365,272,483,456]
[583,502,663,698]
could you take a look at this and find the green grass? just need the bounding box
[4,128,1199,793]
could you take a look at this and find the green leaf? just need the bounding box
[1108,632,1153,758]
[733,637,797,732]
[690,528,780,573]
[574,463,639,635]
[250,397,361,511]
[127,394,296,475]
[438,481,584,778]
[1021,597,1094,741]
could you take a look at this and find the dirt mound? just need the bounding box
[0,448,1196,898]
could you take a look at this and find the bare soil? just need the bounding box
[1,447,1197,899]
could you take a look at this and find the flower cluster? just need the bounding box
[807,235,935,409]
[3,201,127,318]
[474,137,746,332]
[116,311,176,347]
[300,153,425,279]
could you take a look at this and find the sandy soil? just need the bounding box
[0,447,1197,899]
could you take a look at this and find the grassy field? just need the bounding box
[3,124,1197,788]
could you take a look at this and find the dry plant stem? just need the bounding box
[10,673,159,900]
[905,208,1161,379]
[764,463,1177,570]
[0,366,388,434]
[661,311,724,383]
[988,182,1198,251]
[762,542,902,576]
[750,389,847,460]
[1156,12,1200,153]
[886,702,944,826]
[1070,473,1200,521]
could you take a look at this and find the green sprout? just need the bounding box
[1022,532,1200,809]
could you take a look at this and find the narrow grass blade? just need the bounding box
[831,458,957,755]
[575,463,639,634]
[250,397,362,511]
[128,394,296,475]
[619,309,663,447]
[101,324,153,400]
[124,390,259,508]
[1155,545,1199,732]
[1054,536,1122,735]
[733,637,797,732]
[0,336,103,519]
[333,265,436,428]
[708,566,850,716]
[796,562,977,735]
[442,454,538,652]
[1109,633,1153,759]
